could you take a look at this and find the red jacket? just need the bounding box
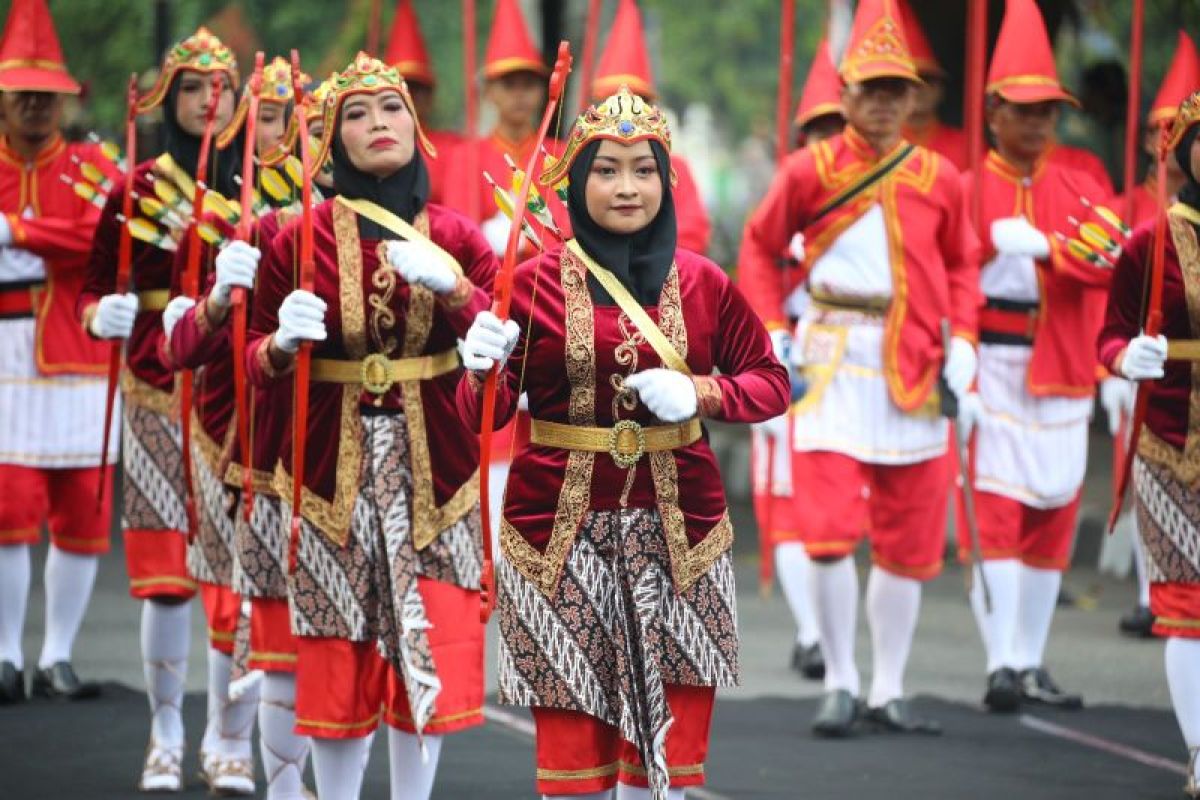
[904,121,968,172]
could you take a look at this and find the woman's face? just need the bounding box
[174,69,236,137]
[338,89,415,178]
[583,139,663,236]
[1190,132,1200,183]
[256,102,287,156]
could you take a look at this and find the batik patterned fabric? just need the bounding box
[188,440,236,586]
[497,507,738,797]
[232,491,287,599]
[121,401,187,533]
[282,411,481,735]
[1134,455,1200,584]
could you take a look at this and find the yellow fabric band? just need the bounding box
[137,289,170,311]
[310,348,458,394]
[530,417,701,468]
[335,195,463,277]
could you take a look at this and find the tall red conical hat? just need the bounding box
[592,0,655,101]
[839,0,919,84]
[794,38,844,127]
[483,0,548,80]
[0,0,79,94]
[895,0,943,77]
[986,0,1076,106]
[1149,32,1200,127]
[384,0,435,87]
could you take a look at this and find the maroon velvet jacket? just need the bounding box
[247,199,497,546]
[80,157,176,412]
[1098,209,1199,452]
[457,244,789,596]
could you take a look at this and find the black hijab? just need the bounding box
[1174,122,1200,214]
[566,139,677,306]
[331,116,429,239]
[163,74,241,199]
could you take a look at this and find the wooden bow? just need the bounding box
[232,52,265,522]
[287,49,315,572]
[97,73,139,507]
[477,41,573,623]
[181,71,226,542]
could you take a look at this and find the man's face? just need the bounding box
[0,91,63,140]
[842,78,915,143]
[988,99,1059,162]
[484,71,544,130]
[407,82,434,125]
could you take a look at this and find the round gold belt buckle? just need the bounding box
[608,419,645,469]
[361,353,394,395]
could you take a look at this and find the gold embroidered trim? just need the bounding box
[334,201,367,360]
[439,275,474,312]
[617,760,705,778]
[693,375,723,418]
[536,763,620,781]
[369,241,399,355]
[255,336,295,379]
[190,410,223,474]
[120,369,180,419]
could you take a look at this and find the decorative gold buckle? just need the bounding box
[361,353,394,395]
[608,419,645,469]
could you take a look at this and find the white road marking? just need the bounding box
[1020,713,1188,776]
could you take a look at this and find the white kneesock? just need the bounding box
[388,728,442,800]
[141,600,191,748]
[1166,638,1200,782]
[969,559,1021,673]
[38,545,99,668]
[312,735,371,800]
[1012,564,1062,670]
[544,792,613,800]
[203,647,232,756]
[865,567,921,708]
[259,672,311,799]
[0,544,31,668]
[809,556,860,695]
[775,542,819,647]
[615,785,687,799]
[1132,527,1151,607]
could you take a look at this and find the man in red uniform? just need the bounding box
[958,0,1117,713]
[740,0,978,737]
[792,38,845,148]
[0,0,118,704]
[896,0,967,170]
[384,0,461,205]
[589,0,712,255]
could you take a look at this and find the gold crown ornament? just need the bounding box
[539,86,674,188]
[310,51,435,179]
[136,26,239,114]
[1165,90,1200,153]
[218,56,309,151]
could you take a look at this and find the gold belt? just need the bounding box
[529,417,702,469]
[137,289,170,311]
[311,348,459,396]
[809,289,890,315]
[1168,340,1200,361]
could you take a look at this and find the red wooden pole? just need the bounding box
[1122,0,1145,221]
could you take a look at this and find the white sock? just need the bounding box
[388,728,442,800]
[969,559,1021,673]
[1166,638,1200,782]
[38,545,98,668]
[312,736,371,800]
[809,557,860,695]
[1012,565,1062,670]
[775,543,819,647]
[0,544,31,668]
[203,647,232,757]
[1131,528,1151,607]
[544,792,614,800]
[614,786,686,799]
[259,672,311,799]
[141,600,191,748]
[865,567,921,708]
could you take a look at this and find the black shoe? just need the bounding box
[1019,667,1082,710]
[866,698,943,735]
[0,661,24,704]
[983,668,1022,713]
[1119,605,1155,639]
[790,642,826,681]
[812,689,859,738]
[30,662,101,701]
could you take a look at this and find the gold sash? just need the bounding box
[335,195,463,278]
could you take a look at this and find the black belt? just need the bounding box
[0,279,43,320]
[979,297,1039,346]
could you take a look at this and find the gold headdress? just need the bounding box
[136,27,238,114]
[217,56,308,151]
[310,51,435,180]
[1165,90,1200,153]
[539,86,673,188]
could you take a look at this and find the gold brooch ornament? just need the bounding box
[136,26,239,114]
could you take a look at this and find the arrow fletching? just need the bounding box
[126,217,177,251]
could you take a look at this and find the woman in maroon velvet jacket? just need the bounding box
[245,53,496,800]
[458,87,789,800]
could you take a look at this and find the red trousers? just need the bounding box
[959,490,1080,571]
[249,597,297,673]
[199,582,239,655]
[0,464,113,554]
[1152,583,1200,639]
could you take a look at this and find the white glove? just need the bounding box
[1098,376,1135,436]
[942,336,978,398]
[209,240,260,308]
[788,232,805,264]
[161,296,196,340]
[769,329,792,365]
[462,310,520,373]
[956,392,983,447]
[1118,334,1168,381]
[482,212,513,257]
[274,289,327,353]
[624,368,698,423]
[88,292,138,339]
[0,214,12,247]
[386,240,457,294]
[991,216,1050,259]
